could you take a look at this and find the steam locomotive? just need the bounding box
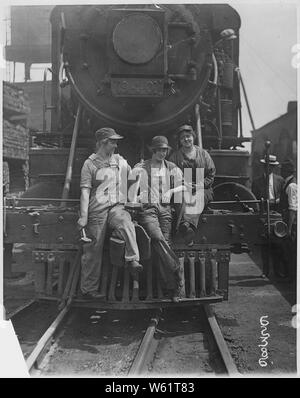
[4,4,286,309]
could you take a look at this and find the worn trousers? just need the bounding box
[138,204,180,292]
[81,204,139,294]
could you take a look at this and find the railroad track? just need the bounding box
[8,300,63,368]
[10,301,238,376]
[128,305,238,376]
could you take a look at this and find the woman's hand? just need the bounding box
[77,216,87,230]
[137,191,148,204]
[162,189,173,203]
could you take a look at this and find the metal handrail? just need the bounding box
[42,67,55,133]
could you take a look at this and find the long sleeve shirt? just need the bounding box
[169,146,216,189]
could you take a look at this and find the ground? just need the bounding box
[3,244,297,376]
[213,250,297,375]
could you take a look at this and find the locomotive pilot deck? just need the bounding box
[4,198,285,309]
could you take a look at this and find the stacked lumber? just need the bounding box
[3,119,29,160]
[3,161,10,193]
[3,82,30,117]
[3,82,31,194]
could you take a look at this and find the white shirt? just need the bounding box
[150,163,168,203]
[285,178,297,211]
[268,173,275,200]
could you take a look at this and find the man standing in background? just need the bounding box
[252,154,285,278]
[252,154,284,212]
[280,159,297,283]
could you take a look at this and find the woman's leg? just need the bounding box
[80,211,108,294]
[139,206,180,292]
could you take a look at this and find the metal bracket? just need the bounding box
[32,223,40,235]
[228,222,238,235]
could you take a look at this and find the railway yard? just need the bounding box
[4,245,296,377]
[2,3,297,381]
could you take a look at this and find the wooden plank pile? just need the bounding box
[3,119,29,160]
[3,161,10,194]
[3,81,31,194]
[3,82,30,117]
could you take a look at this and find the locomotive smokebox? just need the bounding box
[108,8,166,98]
[49,4,241,141]
[51,4,240,135]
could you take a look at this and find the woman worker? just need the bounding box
[169,124,216,245]
[134,136,185,301]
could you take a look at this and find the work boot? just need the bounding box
[127,260,143,278]
[179,222,195,246]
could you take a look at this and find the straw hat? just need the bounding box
[260,154,279,166]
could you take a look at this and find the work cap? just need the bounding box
[95,127,123,141]
[177,124,196,138]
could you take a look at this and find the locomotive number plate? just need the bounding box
[111,78,164,97]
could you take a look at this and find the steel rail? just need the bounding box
[203,304,239,376]
[6,299,36,320]
[26,303,71,372]
[128,311,161,375]
[26,247,82,372]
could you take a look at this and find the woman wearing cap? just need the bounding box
[169,124,216,244]
[134,136,185,301]
[78,127,142,300]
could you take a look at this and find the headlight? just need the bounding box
[273,221,288,238]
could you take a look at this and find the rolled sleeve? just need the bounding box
[80,160,93,189]
[204,151,216,189]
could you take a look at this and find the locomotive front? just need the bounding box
[3,4,287,309]
[50,4,240,142]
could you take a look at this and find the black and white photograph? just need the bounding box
[0,0,298,380]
